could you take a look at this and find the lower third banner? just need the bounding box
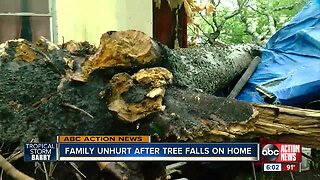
[24,143,57,161]
[58,143,259,161]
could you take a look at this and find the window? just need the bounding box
[0,0,57,43]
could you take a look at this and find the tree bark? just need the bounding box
[163,43,259,93]
[0,30,319,150]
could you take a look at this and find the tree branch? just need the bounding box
[274,2,300,11]
[195,0,249,44]
[193,23,214,45]
[62,103,94,119]
[199,13,216,31]
[248,5,267,16]
[267,14,276,35]
[216,0,221,7]
[247,6,276,38]
[240,15,265,46]
[223,0,249,21]
[0,154,34,180]
[210,0,220,28]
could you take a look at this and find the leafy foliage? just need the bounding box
[188,0,307,45]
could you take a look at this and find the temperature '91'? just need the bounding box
[282,163,300,171]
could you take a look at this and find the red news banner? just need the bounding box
[261,144,302,172]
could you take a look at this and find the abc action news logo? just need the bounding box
[261,144,302,163]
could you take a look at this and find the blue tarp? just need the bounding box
[237,0,320,107]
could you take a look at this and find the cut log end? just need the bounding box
[75,30,162,81]
[108,67,172,122]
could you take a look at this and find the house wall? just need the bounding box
[55,0,152,45]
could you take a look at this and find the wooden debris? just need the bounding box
[0,39,39,62]
[61,40,96,56]
[228,56,261,99]
[35,36,60,53]
[108,67,173,122]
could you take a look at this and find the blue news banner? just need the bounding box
[24,143,259,161]
[24,143,57,161]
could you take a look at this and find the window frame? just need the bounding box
[0,0,58,43]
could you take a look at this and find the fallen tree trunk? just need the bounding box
[70,30,259,93]
[145,87,320,148]
[163,43,259,93]
[0,30,319,150]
